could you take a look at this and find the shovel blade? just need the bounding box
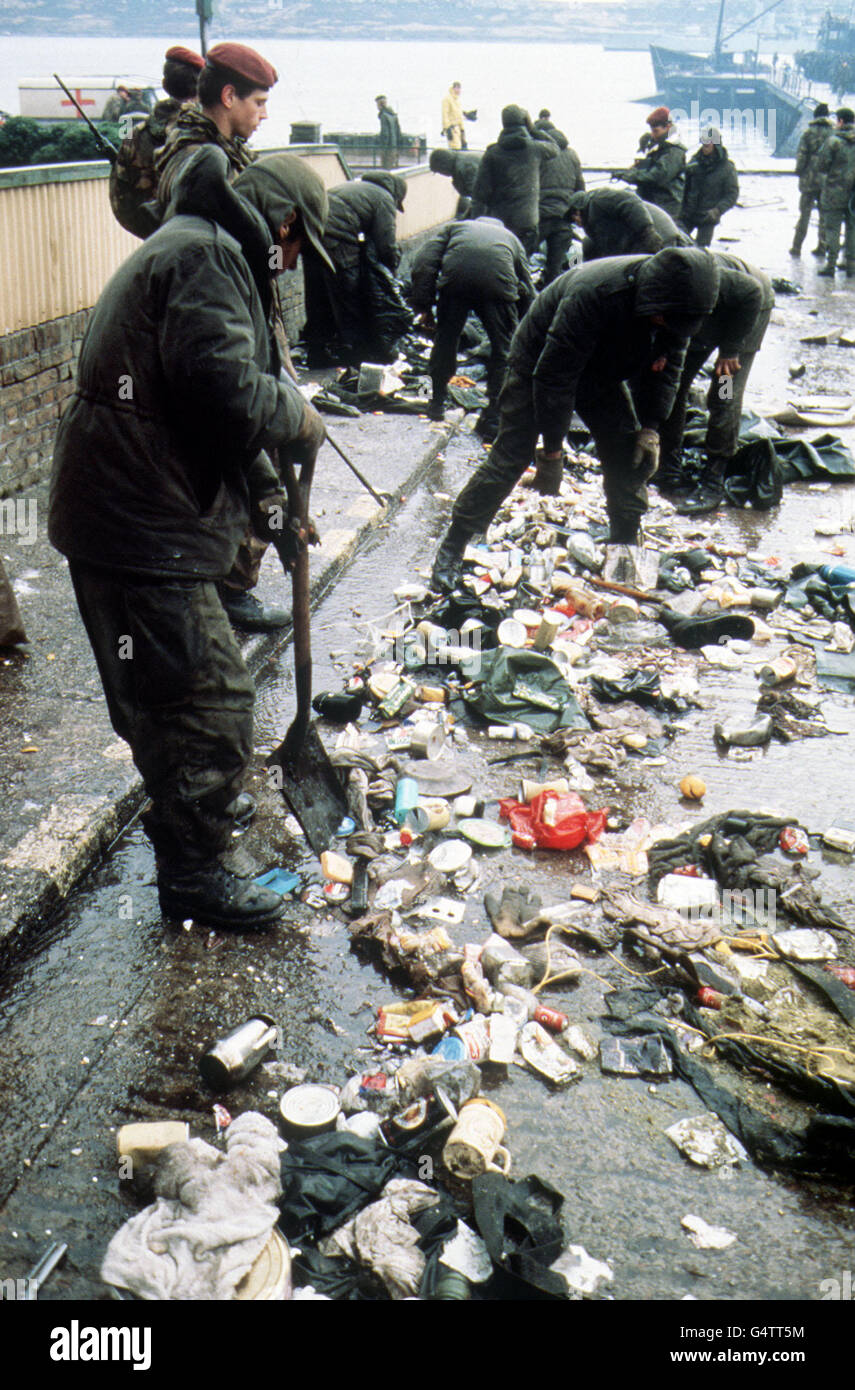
[268,720,349,856]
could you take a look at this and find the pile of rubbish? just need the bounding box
[97,447,855,1300]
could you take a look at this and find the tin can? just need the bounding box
[533,1004,568,1033]
[199,1014,278,1089]
[697,986,724,1010]
[378,677,416,720]
[453,1014,490,1062]
[394,776,420,824]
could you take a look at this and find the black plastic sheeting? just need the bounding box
[601,987,855,1176]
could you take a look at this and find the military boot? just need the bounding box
[817,260,837,277]
[158,863,286,930]
[430,522,471,593]
[528,448,565,495]
[677,455,728,515]
[653,460,691,497]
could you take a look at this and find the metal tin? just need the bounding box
[235,1229,292,1301]
[394,775,420,824]
[453,1015,491,1062]
[199,1015,278,1090]
[279,1083,341,1135]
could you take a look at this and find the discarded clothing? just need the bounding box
[101,1112,285,1300]
[320,1178,440,1299]
[464,647,590,733]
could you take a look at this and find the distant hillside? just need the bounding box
[0,0,701,43]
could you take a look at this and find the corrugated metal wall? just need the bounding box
[0,178,138,336]
[0,153,457,338]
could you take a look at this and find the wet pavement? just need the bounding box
[1,175,854,1304]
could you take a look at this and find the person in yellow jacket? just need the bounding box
[442,81,476,149]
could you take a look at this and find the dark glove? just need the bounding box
[254,495,320,569]
[464,109,477,120]
[283,401,326,468]
[484,884,542,940]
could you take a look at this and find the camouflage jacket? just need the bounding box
[818,126,855,211]
[154,106,255,212]
[109,97,184,239]
[795,118,834,193]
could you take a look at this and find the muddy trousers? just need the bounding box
[430,291,517,422]
[303,256,364,357]
[449,368,650,543]
[822,205,855,269]
[658,344,760,476]
[792,189,825,251]
[69,564,255,872]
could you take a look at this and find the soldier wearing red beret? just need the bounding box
[612,106,687,223]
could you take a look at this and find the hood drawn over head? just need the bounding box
[361,170,407,211]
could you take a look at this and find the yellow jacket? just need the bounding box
[442,87,465,148]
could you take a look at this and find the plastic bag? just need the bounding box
[499,789,607,852]
[723,438,784,510]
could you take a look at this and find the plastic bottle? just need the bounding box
[819,564,855,588]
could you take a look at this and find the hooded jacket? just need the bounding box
[620,134,686,220]
[692,252,774,356]
[818,125,855,211]
[569,187,689,256]
[429,147,482,199]
[324,171,406,270]
[409,217,535,311]
[533,121,585,223]
[472,111,556,239]
[795,116,834,193]
[49,147,306,579]
[680,143,739,229]
[507,248,720,442]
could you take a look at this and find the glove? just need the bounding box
[632,427,660,477]
[284,401,326,467]
[484,884,542,940]
[254,495,320,569]
[464,109,477,120]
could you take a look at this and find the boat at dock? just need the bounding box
[649,0,813,156]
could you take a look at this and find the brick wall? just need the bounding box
[0,312,87,499]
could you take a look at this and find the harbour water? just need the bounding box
[0,35,790,167]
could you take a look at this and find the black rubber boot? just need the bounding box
[654,461,692,497]
[474,410,499,443]
[659,607,755,651]
[817,261,837,277]
[811,244,827,258]
[430,523,470,593]
[218,588,290,631]
[677,457,727,515]
[427,396,446,422]
[158,864,286,930]
[528,449,564,495]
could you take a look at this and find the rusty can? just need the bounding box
[199,1014,278,1089]
[697,986,724,1010]
[533,1004,568,1033]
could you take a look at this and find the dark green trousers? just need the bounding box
[70,564,254,870]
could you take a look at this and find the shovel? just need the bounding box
[267,454,349,856]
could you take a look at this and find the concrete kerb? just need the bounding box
[0,415,459,961]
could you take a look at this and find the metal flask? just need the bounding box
[199,1014,279,1089]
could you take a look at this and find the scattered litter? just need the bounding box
[666,1114,747,1169]
[681,1214,737,1250]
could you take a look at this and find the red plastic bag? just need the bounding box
[499,789,608,851]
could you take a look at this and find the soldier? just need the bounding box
[568,186,690,259]
[429,248,720,592]
[109,45,205,239]
[472,105,557,255]
[613,106,686,222]
[533,112,585,284]
[102,85,137,123]
[818,107,855,277]
[409,216,535,440]
[155,43,292,633]
[155,42,277,209]
[302,171,408,367]
[375,94,402,170]
[654,252,774,511]
[429,147,482,218]
[49,149,331,931]
[790,103,833,257]
[680,126,739,247]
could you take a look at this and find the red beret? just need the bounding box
[164,45,205,69]
[205,42,278,89]
[647,106,671,126]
